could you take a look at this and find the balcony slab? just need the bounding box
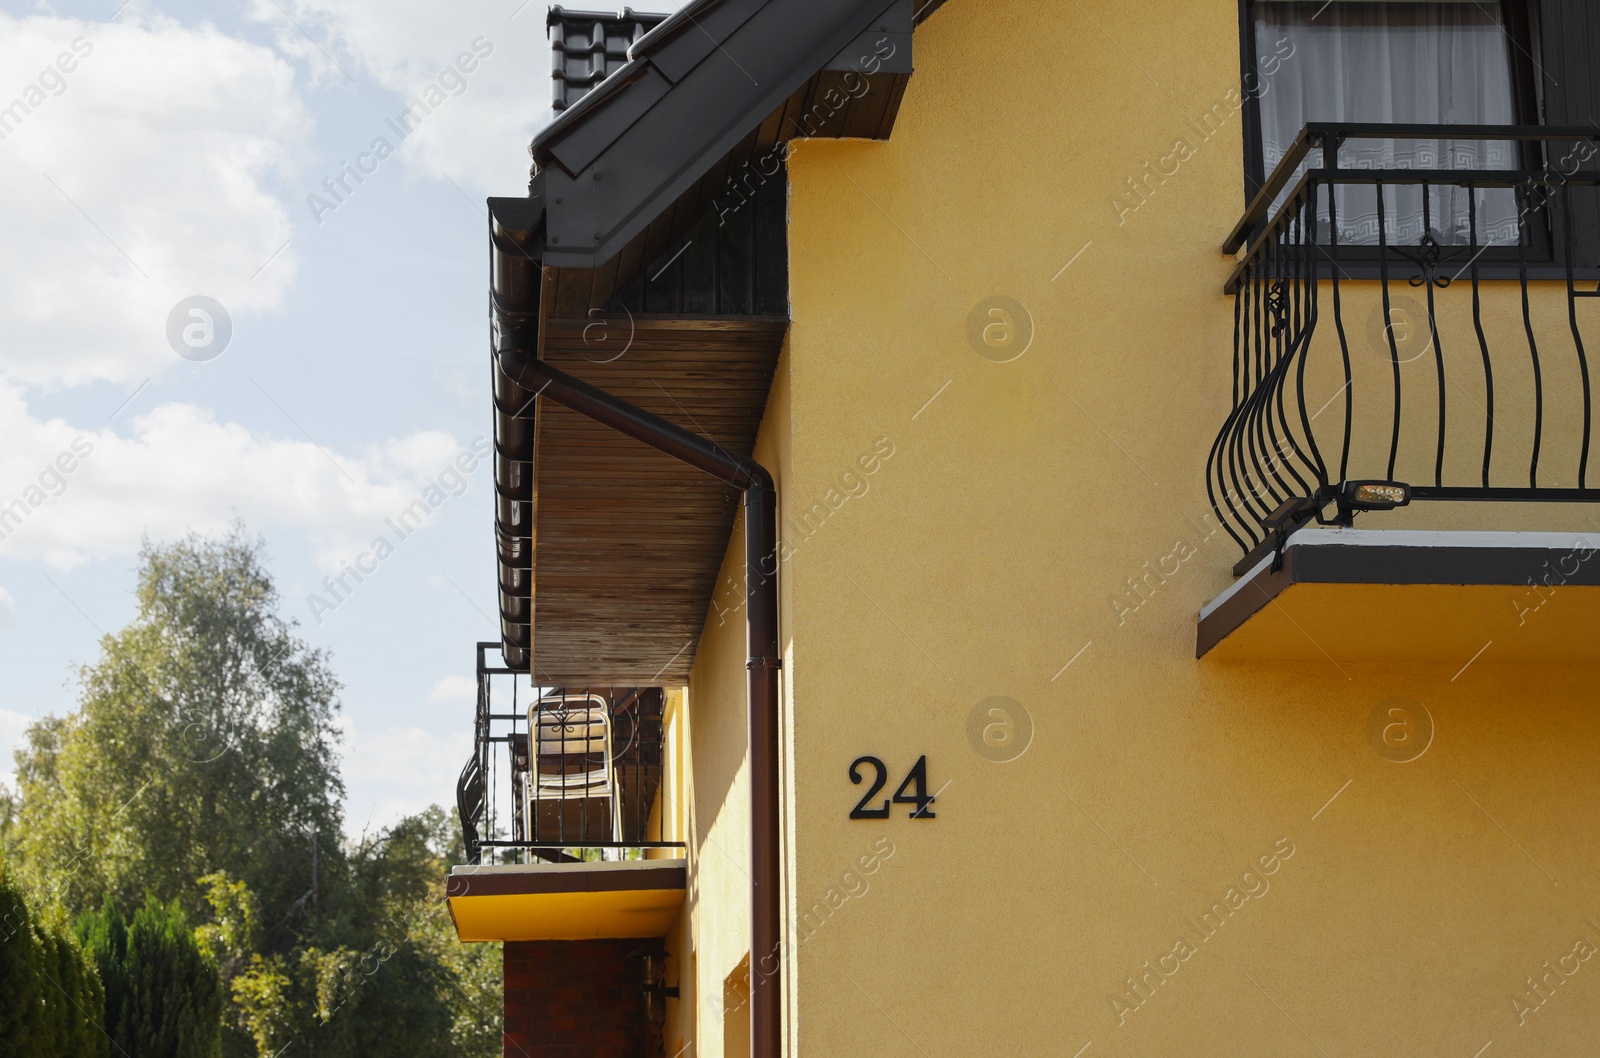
[1197,529,1600,663]
[447,859,686,943]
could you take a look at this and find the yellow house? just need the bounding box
[447,2,1600,1055]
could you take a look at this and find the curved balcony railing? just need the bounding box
[1210,123,1600,573]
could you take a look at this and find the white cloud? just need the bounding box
[427,674,476,707]
[250,0,690,196]
[335,714,470,834]
[0,381,485,571]
[248,0,547,196]
[0,11,309,390]
[0,587,13,634]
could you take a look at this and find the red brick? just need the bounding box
[500,940,658,1058]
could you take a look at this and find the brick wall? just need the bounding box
[502,939,657,1058]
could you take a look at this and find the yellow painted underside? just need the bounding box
[449,887,685,943]
[1207,582,1600,663]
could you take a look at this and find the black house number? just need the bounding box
[848,755,936,820]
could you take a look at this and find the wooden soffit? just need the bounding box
[529,315,784,685]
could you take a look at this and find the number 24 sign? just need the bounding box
[848,755,936,820]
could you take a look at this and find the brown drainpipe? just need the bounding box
[498,350,783,1058]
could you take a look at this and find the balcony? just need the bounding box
[1199,124,1600,662]
[449,643,685,942]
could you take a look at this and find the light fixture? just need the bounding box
[629,942,679,1029]
[633,943,678,997]
[1342,480,1411,511]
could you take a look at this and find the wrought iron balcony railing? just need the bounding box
[1210,123,1600,573]
[457,642,683,865]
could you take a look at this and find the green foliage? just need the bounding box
[194,871,260,982]
[78,896,224,1058]
[11,528,344,929]
[7,529,502,1057]
[218,811,476,1057]
[438,920,503,1055]
[0,783,16,855]
[0,863,107,1058]
[228,952,301,1056]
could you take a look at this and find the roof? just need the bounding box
[526,0,914,269]
[548,7,669,112]
[488,0,939,677]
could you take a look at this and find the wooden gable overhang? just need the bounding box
[490,0,942,680]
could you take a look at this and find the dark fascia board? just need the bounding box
[1195,529,1600,658]
[535,0,912,270]
[447,861,688,898]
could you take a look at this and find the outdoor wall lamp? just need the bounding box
[629,941,679,1054]
[1342,480,1412,511]
[629,942,680,1001]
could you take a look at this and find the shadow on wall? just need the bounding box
[723,954,751,1058]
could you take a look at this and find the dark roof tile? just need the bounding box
[548,6,670,111]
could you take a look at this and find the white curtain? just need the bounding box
[1254,0,1520,247]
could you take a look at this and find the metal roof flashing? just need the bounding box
[625,0,728,61]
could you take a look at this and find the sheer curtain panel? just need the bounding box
[1253,0,1520,246]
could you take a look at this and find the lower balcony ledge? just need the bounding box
[447,859,686,943]
[1197,529,1600,663]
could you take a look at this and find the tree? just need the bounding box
[220,810,467,1057]
[0,861,107,1058]
[78,896,224,1058]
[9,528,501,1057]
[12,528,344,934]
[0,782,16,855]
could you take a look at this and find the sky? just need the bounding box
[0,0,685,836]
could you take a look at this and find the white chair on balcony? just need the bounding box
[523,691,620,847]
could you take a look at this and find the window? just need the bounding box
[1537,1,1600,269]
[1247,1,1524,245]
[1252,1,1521,171]
[1241,0,1600,264]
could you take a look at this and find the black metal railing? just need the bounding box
[457,642,683,864]
[1210,123,1600,572]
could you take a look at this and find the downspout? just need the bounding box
[497,350,783,1058]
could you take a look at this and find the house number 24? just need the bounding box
[848,755,936,819]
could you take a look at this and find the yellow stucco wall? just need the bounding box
[674,2,1600,1055]
[773,1,1597,1055]
[668,340,796,1058]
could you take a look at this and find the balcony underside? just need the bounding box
[1198,529,1600,662]
[447,860,686,943]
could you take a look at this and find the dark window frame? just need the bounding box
[1238,0,1543,202]
[1232,0,1597,277]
